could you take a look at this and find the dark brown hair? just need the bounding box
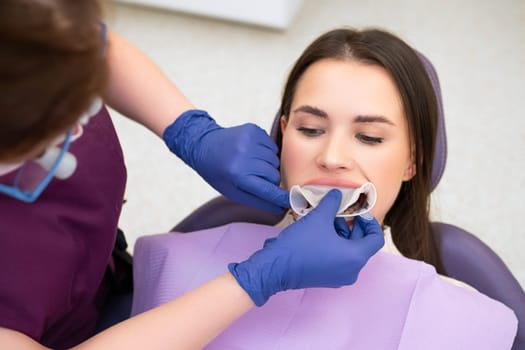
[277,28,443,273]
[0,0,107,161]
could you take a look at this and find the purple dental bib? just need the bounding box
[132,223,517,349]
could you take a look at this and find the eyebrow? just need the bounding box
[293,105,327,118]
[293,105,396,126]
[354,115,396,126]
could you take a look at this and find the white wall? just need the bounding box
[106,0,525,288]
[115,0,304,29]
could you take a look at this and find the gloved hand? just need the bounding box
[228,189,385,306]
[163,110,289,213]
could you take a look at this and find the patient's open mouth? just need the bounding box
[343,192,368,215]
[289,183,377,218]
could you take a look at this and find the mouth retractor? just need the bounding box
[290,182,377,219]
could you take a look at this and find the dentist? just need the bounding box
[0,1,384,349]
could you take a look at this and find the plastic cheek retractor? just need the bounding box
[290,182,377,219]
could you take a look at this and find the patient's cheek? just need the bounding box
[280,138,305,189]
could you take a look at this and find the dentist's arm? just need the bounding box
[103,30,193,136]
[78,273,253,350]
[0,273,253,350]
[103,30,288,213]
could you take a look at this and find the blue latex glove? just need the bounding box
[228,189,385,306]
[163,110,289,213]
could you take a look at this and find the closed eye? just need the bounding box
[356,134,383,145]
[297,127,325,137]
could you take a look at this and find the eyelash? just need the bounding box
[297,127,324,137]
[356,134,384,145]
[297,127,384,145]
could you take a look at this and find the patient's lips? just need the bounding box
[305,178,361,188]
[289,182,377,218]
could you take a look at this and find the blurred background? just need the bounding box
[105,0,524,287]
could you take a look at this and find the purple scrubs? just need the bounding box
[0,107,127,348]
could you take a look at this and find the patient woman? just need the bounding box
[131,28,517,349]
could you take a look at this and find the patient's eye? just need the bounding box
[356,134,383,145]
[297,127,324,137]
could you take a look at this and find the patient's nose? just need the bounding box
[316,134,353,172]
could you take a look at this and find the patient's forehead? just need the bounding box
[290,58,403,123]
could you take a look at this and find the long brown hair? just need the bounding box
[0,0,107,162]
[277,28,443,273]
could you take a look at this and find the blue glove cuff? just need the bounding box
[228,262,271,307]
[162,109,221,168]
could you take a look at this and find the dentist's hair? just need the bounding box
[276,28,443,273]
[0,0,106,162]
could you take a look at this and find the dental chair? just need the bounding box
[171,53,525,349]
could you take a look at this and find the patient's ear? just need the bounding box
[403,153,416,181]
[403,163,416,181]
[280,116,288,132]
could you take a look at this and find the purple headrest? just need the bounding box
[418,52,447,190]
